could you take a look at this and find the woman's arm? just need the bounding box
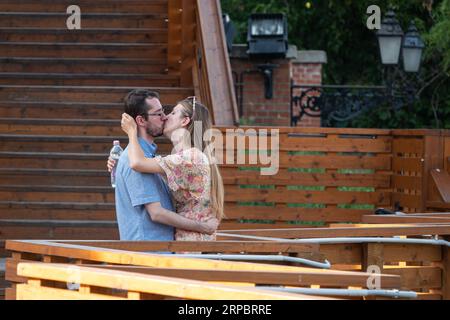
[145,202,219,234]
[121,113,164,174]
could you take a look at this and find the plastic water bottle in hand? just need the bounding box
[110,140,123,188]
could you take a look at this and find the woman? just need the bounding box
[120,97,224,241]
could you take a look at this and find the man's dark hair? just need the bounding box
[123,89,160,119]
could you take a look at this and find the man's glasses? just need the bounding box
[145,111,165,117]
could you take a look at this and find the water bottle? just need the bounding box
[110,140,123,188]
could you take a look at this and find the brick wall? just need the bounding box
[230,47,327,127]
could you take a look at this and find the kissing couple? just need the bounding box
[108,89,224,242]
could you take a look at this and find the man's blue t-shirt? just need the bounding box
[114,138,174,241]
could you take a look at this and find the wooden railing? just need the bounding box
[5,225,450,299]
[5,239,409,300]
[167,0,239,126]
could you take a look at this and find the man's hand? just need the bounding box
[107,157,116,173]
[200,218,219,235]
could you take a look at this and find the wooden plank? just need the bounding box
[221,154,392,170]
[0,0,169,14]
[384,266,442,290]
[4,240,340,274]
[215,127,392,136]
[0,13,168,29]
[222,169,391,188]
[16,263,327,300]
[16,284,127,300]
[218,225,450,239]
[219,222,306,230]
[362,243,384,272]
[224,187,390,205]
[362,215,450,224]
[224,204,369,223]
[280,136,391,153]
[88,265,400,289]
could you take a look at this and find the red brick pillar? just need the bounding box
[291,51,327,127]
[230,45,295,127]
[230,46,326,127]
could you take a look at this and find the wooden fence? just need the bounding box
[5,238,405,300]
[5,218,450,300]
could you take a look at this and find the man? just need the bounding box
[111,89,217,241]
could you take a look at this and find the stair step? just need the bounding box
[0,72,180,87]
[0,219,119,244]
[0,28,168,43]
[0,42,167,59]
[0,12,168,29]
[0,101,123,119]
[0,168,110,186]
[0,201,115,221]
[0,134,172,153]
[0,57,168,74]
[0,85,194,105]
[0,118,123,135]
[0,134,124,152]
[0,151,108,170]
[0,0,168,14]
[0,185,114,203]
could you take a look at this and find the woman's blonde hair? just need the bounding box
[177,98,225,220]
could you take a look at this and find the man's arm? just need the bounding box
[145,202,218,235]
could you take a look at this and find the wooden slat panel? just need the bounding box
[221,154,392,170]
[362,215,450,224]
[224,187,390,205]
[222,169,391,188]
[224,204,369,222]
[218,225,450,239]
[280,136,391,153]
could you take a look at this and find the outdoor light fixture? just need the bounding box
[291,10,426,127]
[402,21,425,73]
[247,13,288,58]
[376,10,404,65]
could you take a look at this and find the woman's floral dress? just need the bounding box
[155,147,215,241]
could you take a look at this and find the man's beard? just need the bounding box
[146,126,164,138]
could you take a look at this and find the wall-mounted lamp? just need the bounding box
[247,13,288,58]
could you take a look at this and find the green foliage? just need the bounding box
[221,0,450,129]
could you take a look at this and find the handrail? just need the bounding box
[167,0,239,125]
